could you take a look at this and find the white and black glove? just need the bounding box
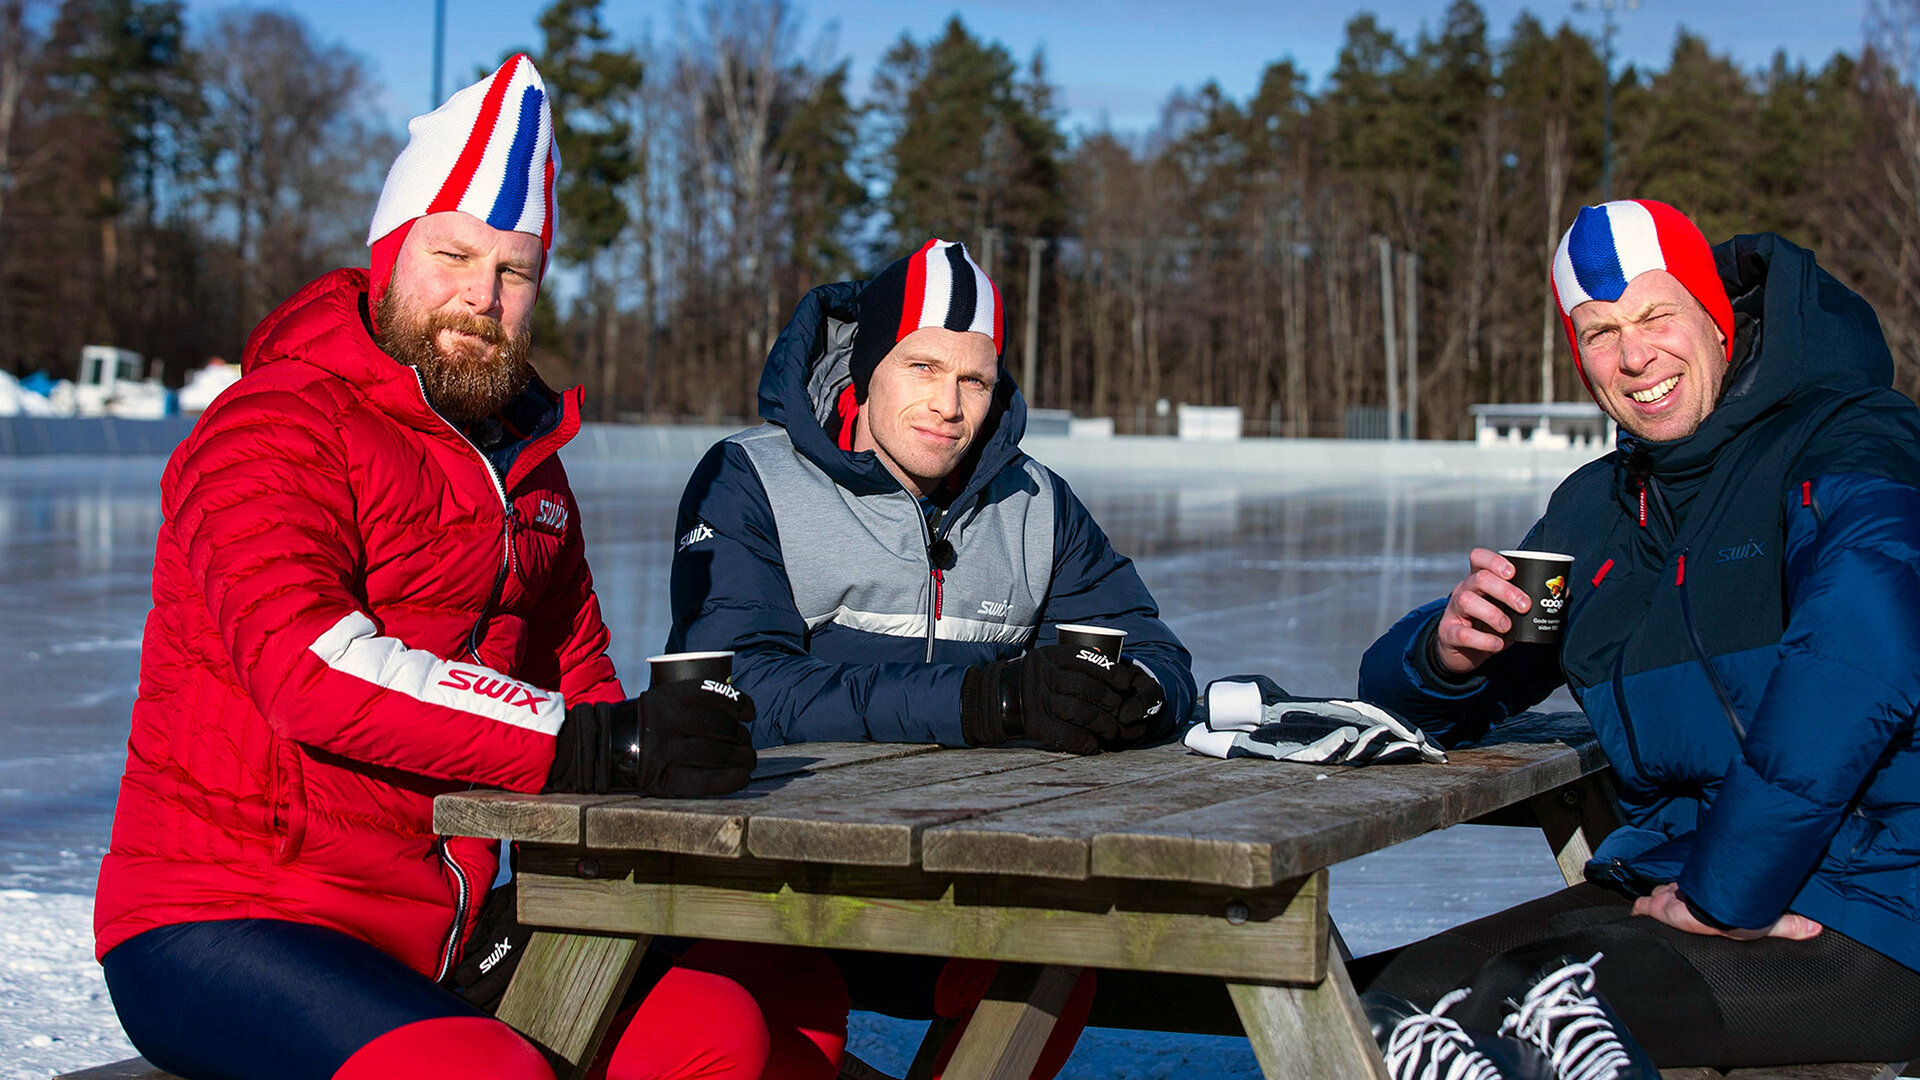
[1182,675,1445,765]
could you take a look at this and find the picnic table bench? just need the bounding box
[64,712,1909,1080]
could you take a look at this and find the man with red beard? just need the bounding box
[91,56,845,1080]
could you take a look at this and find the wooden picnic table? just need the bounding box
[433,711,1618,1080]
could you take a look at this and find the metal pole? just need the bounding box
[1377,237,1400,442]
[431,0,447,107]
[1023,238,1045,404]
[1403,250,1419,441]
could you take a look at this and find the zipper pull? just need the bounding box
[1637,481,1647,528]
[932,567,944,620]
[1675,553,1687,587]
[1591,558,1614,587]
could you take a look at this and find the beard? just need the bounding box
[374,288,535,424]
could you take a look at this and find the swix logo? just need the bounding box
[1715,539,1765,565]
[700,678,740,701]
[678,523,715,552]
[438,668,547,714]
[532,498,569,535]
[977,600,1011,619]
[476,936,514,974]
[1075,648,1116,671]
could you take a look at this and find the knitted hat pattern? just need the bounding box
[1551,199,1735,397]
[850,238,1005,394]
[368,53,559,253]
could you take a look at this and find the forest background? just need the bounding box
[7,0,1920,437]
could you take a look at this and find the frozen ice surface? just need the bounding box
[0,452,1581,1076]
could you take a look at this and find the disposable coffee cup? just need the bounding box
[647,651,733,687]
[1499,551,1576,644]
[1057,624,1125,663]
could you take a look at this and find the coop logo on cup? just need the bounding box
[1075,648,1116,671]
[700,678,740,701]
[1539,574,1568,614]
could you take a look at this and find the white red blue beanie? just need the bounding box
[1552,198,1734,396]
[368,53,559,255]
[850,239,1004,394]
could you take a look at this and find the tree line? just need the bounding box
[7,0,1920,436]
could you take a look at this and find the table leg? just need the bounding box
[938,963,1084,1080]
[1226,957,1388,1080]
[494,929,650,1080]
[1529,771,1623,888]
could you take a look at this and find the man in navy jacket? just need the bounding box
[1357,200,1920,1069]
[669,238,1194,751]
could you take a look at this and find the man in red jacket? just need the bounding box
[91,56,845,1080]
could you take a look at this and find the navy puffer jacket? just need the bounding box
[668,279,1195,746]
[1361,235,1920,971]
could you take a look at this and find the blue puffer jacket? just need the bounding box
[1361,234,1920,971]
[668,279,1196,747]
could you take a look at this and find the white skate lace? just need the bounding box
[1383,988,1510,1080]
[1497,953,1633,1080]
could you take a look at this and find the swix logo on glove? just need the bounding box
[1076,648,1116,671]
[438,669,549,714]
[477,936,514,974]
[700,678,740,701]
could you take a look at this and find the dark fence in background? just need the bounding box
[0,416,198,456]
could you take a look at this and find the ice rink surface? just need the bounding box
[0,453,1581,1077]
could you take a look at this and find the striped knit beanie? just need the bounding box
[850,239,1004,395]
[366,53,559,311]
[1552,199,1734,396]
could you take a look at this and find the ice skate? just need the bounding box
[1497,953,1659,1080]
[1364,987,1556,1080]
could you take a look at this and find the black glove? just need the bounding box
[962,643,1154,754]
[446,879,528,1011]
[546,682,756,797]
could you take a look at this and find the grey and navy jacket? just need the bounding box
[1361,234,1920,971]
[668,279,1196,747]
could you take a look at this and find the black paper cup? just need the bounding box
[1499,550,1576,644]
[1057,624,1125,663]
[647,651,734,687]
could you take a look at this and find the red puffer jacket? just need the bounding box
[95,268,624,980]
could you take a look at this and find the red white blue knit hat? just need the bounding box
[1551,199,1734,395]
[368,54,558,252]
[850,238,1005,392]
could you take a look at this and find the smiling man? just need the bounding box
[1349,200,1920,1074]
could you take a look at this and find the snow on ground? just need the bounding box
[0,455,1580,1077]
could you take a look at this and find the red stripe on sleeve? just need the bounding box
[427,55,521,215]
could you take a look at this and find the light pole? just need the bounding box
[431,0,447,107]
[1574,0,1638,201]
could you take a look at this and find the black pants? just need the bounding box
[1349,884,1920,1070]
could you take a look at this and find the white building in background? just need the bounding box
[1469,402,1616,452]
[72,346,174,419]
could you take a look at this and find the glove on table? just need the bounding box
[1182,674,1445,765]
[546,680,757,796]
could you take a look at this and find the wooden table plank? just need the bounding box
[921,755,1324,880]
[432,742,944,846]
[1090,713,1602,888]
[583,748,1070,857]
[511,851,1329,983]
[745,743,1199,867]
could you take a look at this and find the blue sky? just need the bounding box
[188,0,1872,133]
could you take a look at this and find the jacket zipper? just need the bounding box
[408,372,518,661]
[1675,548,1749,743]
[434,839,473,982]
[1610,649,1649,780]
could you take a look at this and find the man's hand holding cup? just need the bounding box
[546,651,756,797]
[1434,548,1574,676]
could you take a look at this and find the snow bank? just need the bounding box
[0,891,133,1078]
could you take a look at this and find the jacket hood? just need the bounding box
[757,279,1028,499]
[1624,233,1893,478]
